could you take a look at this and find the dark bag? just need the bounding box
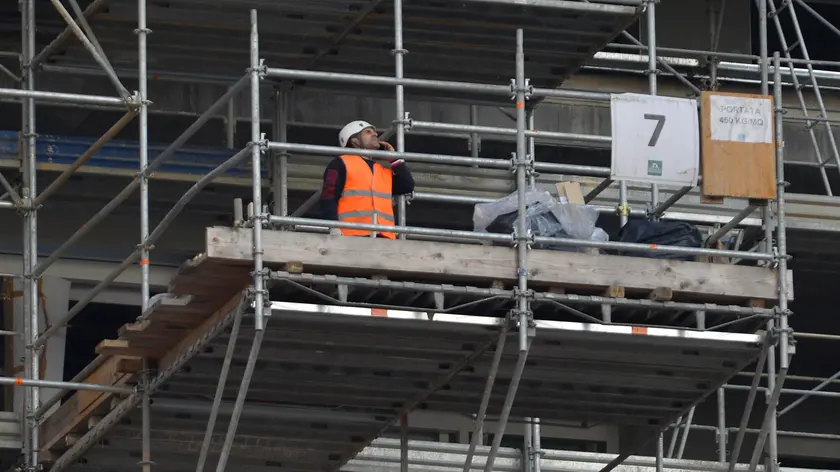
[617,220,702,261]
[486,207,589,253]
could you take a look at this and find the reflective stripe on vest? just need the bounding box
[337,154,397,239]
[336,210,395,223]
[341,189,394,200]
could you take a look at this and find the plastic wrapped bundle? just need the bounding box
[473,190,606,253]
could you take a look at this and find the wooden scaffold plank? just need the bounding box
[206,226,793,303]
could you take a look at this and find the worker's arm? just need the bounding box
[390,159,415,196]
[319,157,347,220]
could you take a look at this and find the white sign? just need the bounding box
[709,95,773,144]
[610,93,700,187]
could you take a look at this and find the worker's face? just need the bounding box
[352,127,380,150]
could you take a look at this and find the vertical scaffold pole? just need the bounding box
[717,388,727,463]
[656,433,664,472]
[21,0,40,466]
[137,1,153,469]
[759,0,774,267]
[138,0,150,312]
[765,318,779,472]
[250,9,266,331]
[469,105,480,158]
[646,0,659,212]
[532,418,542,472]
[524,418,533,472]
[394,0,408,239]
[484,28,533,472]
[747,51,793,472]
[272,87,289,217]
[527,109,536,188]
[215,12,267,472]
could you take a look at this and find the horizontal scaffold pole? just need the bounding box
[267,215,777,262]
[264,67,611,102]
[0,87,134,107]
[0,375,132,394]
[266,141,611,176]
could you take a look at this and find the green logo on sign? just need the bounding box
[647,160,663,176]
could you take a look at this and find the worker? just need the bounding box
[320,120,415,239]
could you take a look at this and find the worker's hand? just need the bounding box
[329,227,342,237]
[375,140,404,169]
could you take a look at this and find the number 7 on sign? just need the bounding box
[644,113,666,147]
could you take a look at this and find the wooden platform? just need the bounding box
[37,225,792,458]
[209,227,792,303]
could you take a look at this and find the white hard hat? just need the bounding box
[339,120,375,147]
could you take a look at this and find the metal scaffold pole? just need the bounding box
[758,0,775,266]
[137,1,152,471]
[482,28,534,472]
[137,0,150,314]
[214,10,267,472]
[749,50,794,472]
[646,0,659,213]
[271,87,289,218]
[20,0,39,466]
[394,0,408,239]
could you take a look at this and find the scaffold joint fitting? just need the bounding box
[513,230,535,249]
[393,112,411,129]
[616,202,631,217]
[509,153,535,175]
[509,78,533,100]
[248,59,267,78]
[513,287,536,301]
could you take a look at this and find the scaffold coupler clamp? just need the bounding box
[125,90,146,111]
[509,78,534,101]
[257,132,269,154]
[768,246,783,269]
[509,152,535,176]
[137,241,156,253]
[17,187,37,214]
[402,113,414,131]
[616,202,631,218]
[513,229,535,250]
[508,305,535,327]
[527,154,540,181]
[249,58,267,78]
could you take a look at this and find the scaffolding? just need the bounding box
[2,0,840,472]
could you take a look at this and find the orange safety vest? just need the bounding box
[337,154,396,239]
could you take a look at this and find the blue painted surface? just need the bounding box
[0,130,264,177]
